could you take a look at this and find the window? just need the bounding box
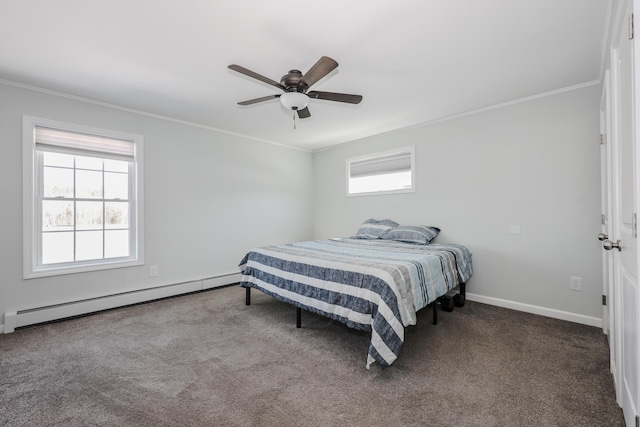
[347,147,415,196]
[23,116,144,278]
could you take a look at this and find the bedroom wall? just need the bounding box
[312,84,603,325]
[0,82,314,332]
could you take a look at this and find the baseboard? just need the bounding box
[466,292,602,328]
[203,273,240,290]
[3,272,242,333]
[4,280,602,332]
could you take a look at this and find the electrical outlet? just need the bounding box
[149,265,158,277]
[569,276,582,291]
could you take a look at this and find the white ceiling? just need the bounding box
[0,1,610,151]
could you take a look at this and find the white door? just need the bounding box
[601,72,618,399]
[608,1,639,424]
[601,71,613,338]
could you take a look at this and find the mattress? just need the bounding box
[239,238,472,368]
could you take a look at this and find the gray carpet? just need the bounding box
[0,285,624,426]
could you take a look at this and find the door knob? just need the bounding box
[598,233,608,241]
[603,239,622,251]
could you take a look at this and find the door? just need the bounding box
[601,71,618,395]
[608,1,639,424]
[601,70,613,339]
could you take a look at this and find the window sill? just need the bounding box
[24,258,144,279]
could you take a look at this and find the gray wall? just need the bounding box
[0,82,314,329]
[0,80,604,330]
[312,84,603,322]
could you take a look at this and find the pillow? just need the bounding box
[354,218,399,239]
[382,225,440,244]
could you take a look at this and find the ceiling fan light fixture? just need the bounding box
[230,57,362,121]
[280,92,309,110]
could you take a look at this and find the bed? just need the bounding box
[238,222,472,369]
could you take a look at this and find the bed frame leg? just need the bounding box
[296,307,302,328]
[245,287,251,305]
[432,301,438,325]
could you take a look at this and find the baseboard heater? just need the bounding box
[3,272,242,333]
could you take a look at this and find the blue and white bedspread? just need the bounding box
[238,238,472,369]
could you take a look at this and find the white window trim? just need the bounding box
[346,146,416,197]
[23,116,145,278]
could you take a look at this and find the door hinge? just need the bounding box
[602,295,607,306]
[601,214,606,225]
[600,133,606,145]
[630,13,635,40]
[633,213,637,238]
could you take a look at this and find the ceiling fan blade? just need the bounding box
[228,64,285,90]
[308,91,362,104]
[237,94,281,106]
[297,107,311,119]
[299,56,338,89]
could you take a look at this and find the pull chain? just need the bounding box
[293,110,296,130]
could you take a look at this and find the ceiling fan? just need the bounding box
[228,56,362,120]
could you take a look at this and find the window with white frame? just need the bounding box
[347,147,415,196]
[23,116,144,278]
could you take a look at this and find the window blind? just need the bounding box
[349,151,412,178]
[35,126,134,160]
